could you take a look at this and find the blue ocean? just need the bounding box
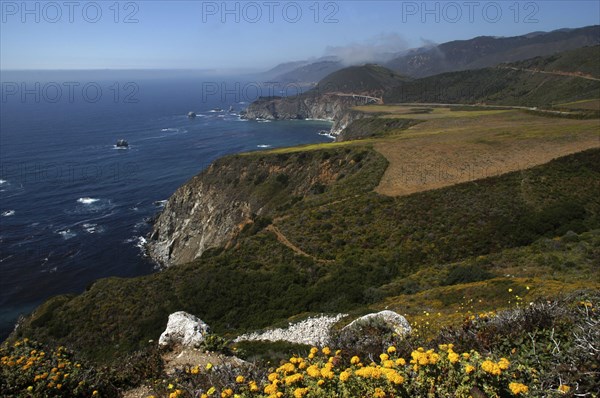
[0,71,333,339]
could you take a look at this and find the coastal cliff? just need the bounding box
[243,94,370,135]
[147,150,367,266]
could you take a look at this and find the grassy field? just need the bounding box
[557,98,600,111]
[352,106,600,196]
[354,104,511,120]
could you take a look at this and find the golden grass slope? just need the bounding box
[367,107,600,196]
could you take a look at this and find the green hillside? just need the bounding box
[311,64,410,96]
[504,45,600,78]
[13,147,600,363]
[385,46,600,106]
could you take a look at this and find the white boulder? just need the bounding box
[159,311,210,348]
[343,310,411,336]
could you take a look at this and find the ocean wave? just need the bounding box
[1,210,15,217]
[136,236,147,249]
[124,236,148,253]
[161,128,179,132]
[0,179,7,185]
[318,130,336,140]
[77,197,100,204]
[82,223,104,234]
[154,200,167,207]
[257,144,272,148]
[57,229,77,240]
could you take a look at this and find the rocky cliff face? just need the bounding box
[243,94,369,135]
[148,172,252,266]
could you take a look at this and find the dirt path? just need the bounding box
[266,224,333,264]
[500,66,600,81]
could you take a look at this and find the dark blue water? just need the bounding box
[0,71,333,339]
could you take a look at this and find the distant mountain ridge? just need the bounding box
[384,45,600,105]
[265,25,600,83]
[244,45,600,136]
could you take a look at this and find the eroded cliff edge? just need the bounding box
[147,150,370,266]
[242,94,371,136]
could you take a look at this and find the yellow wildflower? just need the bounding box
[235,375,245,383]
[448,351,460,364]
[293,388,309,398]
[277,362,295,374]
[481,360,501,376]
[387,346,396,354]
[307,365,321,378]
[320,366,334,379]
[284,373,303,385]
[508,382,529,395]
[221,388,233,398]
[248,381,259,392]
[339,371,350,382]
[264,383,278,395]
[350,356,360,365]
[558,385,570,393]
[374,388,386,398]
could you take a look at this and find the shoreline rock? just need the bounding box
[242,94,370,138]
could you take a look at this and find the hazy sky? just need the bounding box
[1,1,598,71]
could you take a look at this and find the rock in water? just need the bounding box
[158,311,210,348]
[116,139,129,148]
[187,112,197,118]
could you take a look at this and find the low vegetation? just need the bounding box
[3,292,597,397]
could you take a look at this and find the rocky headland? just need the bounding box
[242,93,371,136]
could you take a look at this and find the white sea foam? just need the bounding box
[154,200,167,207]
[257,144,272,148]
[136,236,147,249]
[77,197,99,204]
[161,128,179,132]
[2,210,15,217]
[58,229,77,240]
[82,223,104,234]
[318,131,336,140]
[0,179,7,185]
